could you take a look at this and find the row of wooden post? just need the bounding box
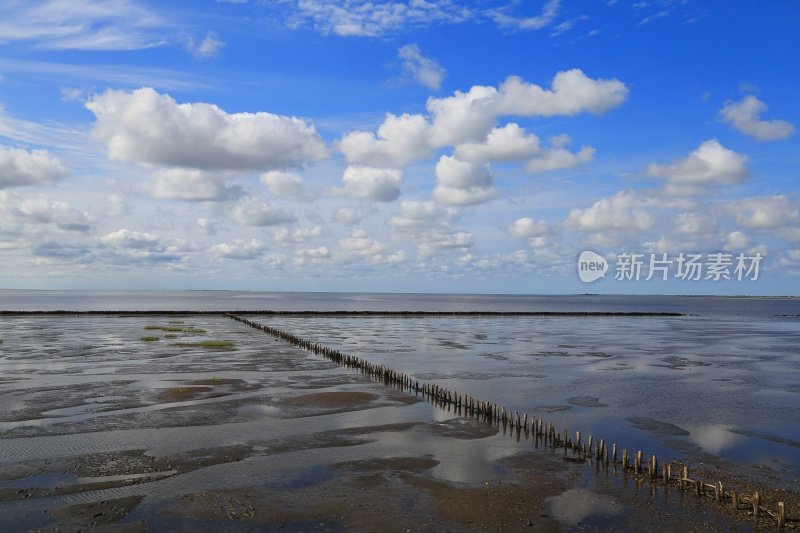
[227,314,791,529]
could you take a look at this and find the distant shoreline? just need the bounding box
[0,310,685,316]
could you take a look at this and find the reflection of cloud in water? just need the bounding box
[546,488,623,526]
[686,424,742,454]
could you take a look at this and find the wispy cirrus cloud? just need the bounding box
[489,0,560,31]
[0,58,212,92]
[280,0,563,37]
[0,0,169,50]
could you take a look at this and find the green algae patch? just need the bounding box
[174,340,234,349]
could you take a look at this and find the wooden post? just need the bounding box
[612,443,617,463]
[635,451,642,474]
[716,481,723,503]
[731,491,739,510]
[681,466,688,490]
[777,502,786,528]
[753,492,760,517]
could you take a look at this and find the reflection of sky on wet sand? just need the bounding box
[685,424,743,455]
[546,488,623,526]
[258,314,800,482]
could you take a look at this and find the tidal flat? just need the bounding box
[0,313,797,531]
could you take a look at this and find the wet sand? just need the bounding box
[0,315,796,531]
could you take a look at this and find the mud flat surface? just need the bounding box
[0,315,796,531]
[260,314,800,489]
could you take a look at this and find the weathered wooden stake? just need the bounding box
[731,490,739,510]
[752,492,760,517]
[777,502,786,528]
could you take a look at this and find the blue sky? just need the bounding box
[0,0,798,295]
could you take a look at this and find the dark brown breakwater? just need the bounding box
[227,313,794,529]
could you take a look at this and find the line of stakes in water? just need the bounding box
[226,313,792,529]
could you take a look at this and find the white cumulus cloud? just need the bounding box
[524,145,595,174]
[455,125,594,172]
[211,238,266,260]
[340,166,403,202]
[454,123,541,163]
[494,69,628,118]
[725,195,799,230]
[86,87,328,170]
[339,228,386,257]
[260,170,307,201]
[433,155,494,205]
[339,69,626,169]
[426,84,500,147]
[17,196,90,231]
[145,168,238,201]
[101,228,159,249]
[720,95,794,141]
[646,140,749,193]
[507,217,550,238]
[333,207,364,225]
[0,145,67,188]
[228,198,297,226]
[339,113,430,167]
[566,190,654,232]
